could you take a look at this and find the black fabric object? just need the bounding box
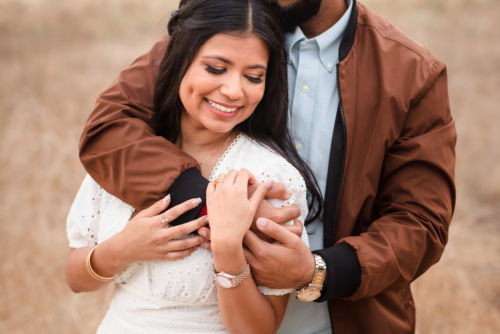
[168,167,209,226]
[314,242,361,300]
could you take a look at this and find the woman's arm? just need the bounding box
[65,194,208,293]
[212,244,288,334]
[207,169,288,334]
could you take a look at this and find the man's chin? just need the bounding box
[278,0,322,32]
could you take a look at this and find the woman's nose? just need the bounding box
[220,74,244,100]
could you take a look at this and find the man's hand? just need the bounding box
[248,181,301,240]
[197,217,302,250]
[248,180,290,201]
[243,218,315,290]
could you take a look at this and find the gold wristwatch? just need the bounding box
[296,254,327,302]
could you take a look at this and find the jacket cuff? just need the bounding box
[168,168,209,226]
[313,242,361,301]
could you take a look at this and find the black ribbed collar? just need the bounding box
[339,0,358,61]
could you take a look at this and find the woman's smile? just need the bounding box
[179,32,269,135]
[205,98,242,118]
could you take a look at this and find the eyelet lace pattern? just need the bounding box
[66,134,309,333]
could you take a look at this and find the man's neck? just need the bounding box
[300,0,348,38]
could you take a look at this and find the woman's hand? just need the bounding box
[66,195,209,293]
[206,169,271,248]
[112,195,209,266]
[197,180,302,248]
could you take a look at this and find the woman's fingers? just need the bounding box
[234,169,252,189]
[167,215,209,239]
[223,169,238,185]
[164,235,205,252]
[163,247,197,261]
[197,226,211,240]
[156,197,202,225]
[249,180,274,212]
[135,194,171,219]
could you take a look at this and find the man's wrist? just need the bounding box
[212,246,246,275]
[296,254,327,302]
[313,243,361,301]
[296,252,317,289]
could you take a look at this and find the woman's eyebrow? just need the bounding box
[202,55,267,70]
[202,55,232,64]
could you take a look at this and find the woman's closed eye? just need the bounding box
[245,75,264,84]
[206,64,264,84]
[205,65,226,75]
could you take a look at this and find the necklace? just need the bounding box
[180,132,236,169]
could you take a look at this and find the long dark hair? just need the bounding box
[153,0,323,224]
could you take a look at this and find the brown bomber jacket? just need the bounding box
[79,2,456,333]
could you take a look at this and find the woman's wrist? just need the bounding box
[212,242,246,275]
[91,236,130,277]
[211,235,243,254]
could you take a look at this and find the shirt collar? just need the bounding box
[285,0,353,72]
[285,25,306,66]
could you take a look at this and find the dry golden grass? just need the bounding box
[0,0,498,333]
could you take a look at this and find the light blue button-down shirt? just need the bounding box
[277,1,353,334]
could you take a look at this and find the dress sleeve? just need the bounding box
[258,156,309,296]
[66,175,140,283]
[66,175,103,249]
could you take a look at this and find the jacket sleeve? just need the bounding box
[319,62,456,301]
[346,63,456,300]
[78,38,208,212]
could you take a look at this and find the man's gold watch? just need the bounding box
[296,254,327,302]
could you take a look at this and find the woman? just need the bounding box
[65,0,322,333]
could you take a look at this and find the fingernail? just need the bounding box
[202,242,210,249]
[192,198,202,206]
[256,217,267,229]
[198,230,207,238]
[265,180,274,189]
[204,216,209,222]
[162,194,171,203]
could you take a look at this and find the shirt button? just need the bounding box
[301,85,309,94]
[327,62,334,71]
[295,142,303,150]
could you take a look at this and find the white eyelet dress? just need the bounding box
[66,134,309,334]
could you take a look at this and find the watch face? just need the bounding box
[298,289,321,302]
[216,276,233,288]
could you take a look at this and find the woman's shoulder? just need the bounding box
[234,135,302,174]
[218,134,306,192]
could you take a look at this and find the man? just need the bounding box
[79,0,456,333]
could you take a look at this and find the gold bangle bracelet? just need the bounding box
[85,246,118,282]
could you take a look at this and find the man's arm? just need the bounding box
[326,64,456,301]
[79,38,207,214]
[245,63,456,301]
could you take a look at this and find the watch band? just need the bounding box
[311,254,327,288]
[214,263,251,288]
[296,254,327,302]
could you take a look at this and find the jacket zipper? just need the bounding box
[324,63,347,247]
[334,62,347,233]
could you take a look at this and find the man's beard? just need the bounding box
[278,0,322,32]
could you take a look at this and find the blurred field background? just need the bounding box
[0,0,499,333]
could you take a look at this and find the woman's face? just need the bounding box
[179,32,269,135]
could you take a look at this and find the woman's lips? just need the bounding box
[205,98,242,118]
